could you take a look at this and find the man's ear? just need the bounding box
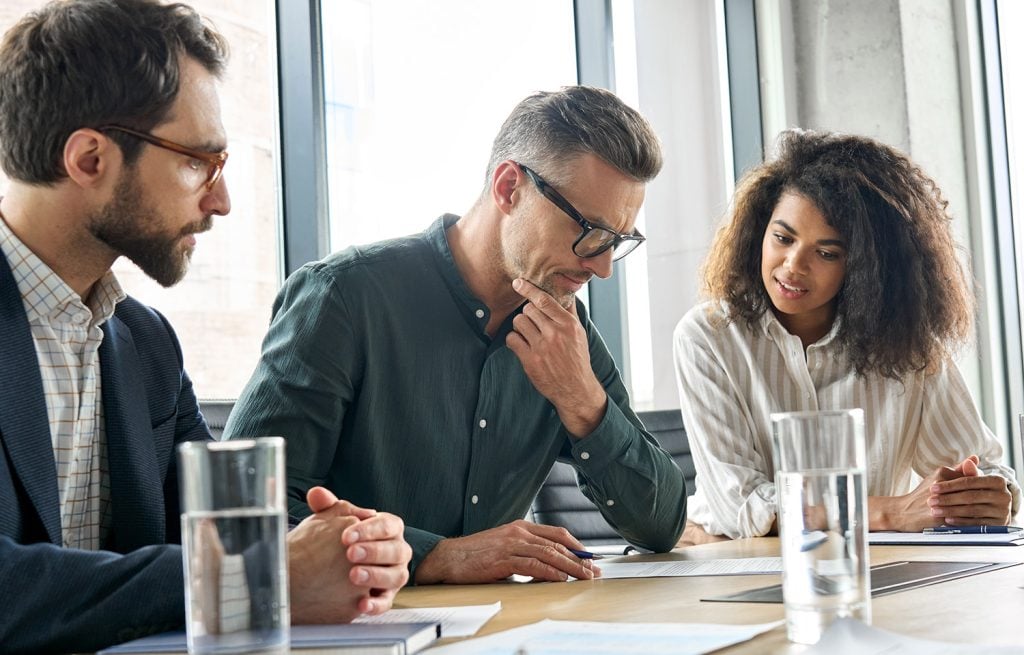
[490,160,522,216]
[62,128,120,189]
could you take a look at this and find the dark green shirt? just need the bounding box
[225,215,687,576]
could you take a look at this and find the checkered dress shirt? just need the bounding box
[0,216,125,549]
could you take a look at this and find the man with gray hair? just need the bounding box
[226,86,688,584]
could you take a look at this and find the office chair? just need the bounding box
[530,409,695,549]
[198,399,234,440]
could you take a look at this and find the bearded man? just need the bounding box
[0,2,409,652]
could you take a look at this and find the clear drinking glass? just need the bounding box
[178,438,289,654]
[771,409,871,645]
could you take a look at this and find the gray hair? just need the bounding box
[484,86,663,189]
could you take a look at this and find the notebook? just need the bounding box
[97,622,441,655]
[868,530,1024,546]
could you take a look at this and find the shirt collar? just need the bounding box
[424,214,495,331]
[87,271,126,326]
[0,212,125,328]
[759,307,842,348]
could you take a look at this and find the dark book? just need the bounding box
[97,622,441,655]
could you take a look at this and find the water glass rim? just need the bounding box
[177,436,284,454]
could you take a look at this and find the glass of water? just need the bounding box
[771,409,870,645]
[178,438,289,654]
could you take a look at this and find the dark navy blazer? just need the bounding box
[0,253,211,654]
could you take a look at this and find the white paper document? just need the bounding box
[354,602,501,637]
[869,531,1024,546]
[425,619,782,654]
[574,557,782,581]
[806,618,1021,654]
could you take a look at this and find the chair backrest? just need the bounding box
[530,409,693,545]
[199,400,235,440]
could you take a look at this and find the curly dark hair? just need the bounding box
[0,0,228,184]
[703,129,973,379]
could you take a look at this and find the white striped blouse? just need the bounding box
[673,300,1021,539]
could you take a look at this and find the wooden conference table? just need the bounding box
[396,537,1024,653]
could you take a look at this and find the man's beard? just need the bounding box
[507,251,575,310]
[88,170,212,287]
[536,276,575,310]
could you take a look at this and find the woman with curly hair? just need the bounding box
[673,129,1020,543]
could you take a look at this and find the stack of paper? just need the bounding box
[425,619,782,654]
[354,602,501,637]
[571,557,783,581]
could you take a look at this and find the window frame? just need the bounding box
[276,0,330,276]
[978,0,1024,477]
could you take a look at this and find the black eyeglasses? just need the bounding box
[99,125,228,191]
[516,162,645,261]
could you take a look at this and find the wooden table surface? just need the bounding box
[395,538,1024,653]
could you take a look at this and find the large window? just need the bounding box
[319,0,578,251]
[0,1,282,400]
[997,0,1024,470]
[607,0,734,410]
[1001,1,1024,341]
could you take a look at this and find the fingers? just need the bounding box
[930,465,962,484]
[943,515,1011,526]
[511,311,543,344]
[347,537,412,570]
[507,547,597,582]
[929,494,1011,521]
[306,486,338,513]
[505,331,528,357]
[928,475,1012,524]
[958,456,980,477]
[307,487,378,520]
[510,298,558,351]
[342,512,405,545]
[931,474,1007,495]
[508,525,597,581]
[512,278,569,323]
[343,512,412,595]
[930,498,1009,520]
[349,560,409,591]
[357,589,397,615]
[335,499,378,519]
[516,520,586,550]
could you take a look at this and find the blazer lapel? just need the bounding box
[100,315,166,551]
[0,254,62,545]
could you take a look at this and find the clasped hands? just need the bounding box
[288,487,411,623]
[883,455,1013,532]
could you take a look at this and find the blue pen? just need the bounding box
[568,548,603,560]
[922,525,1022,534]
